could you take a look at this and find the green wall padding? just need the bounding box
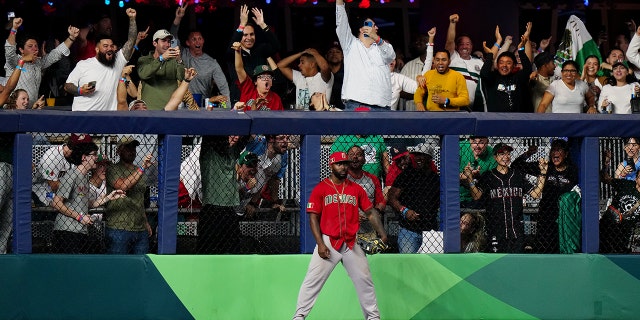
[2,254,640,319]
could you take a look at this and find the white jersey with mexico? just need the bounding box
[449,50,483,105]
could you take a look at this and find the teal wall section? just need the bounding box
[1,254,640,319]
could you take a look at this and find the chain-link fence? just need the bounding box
[20,131,635,255]
[599,137,640,254]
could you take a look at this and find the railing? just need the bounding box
[4,110,640,254]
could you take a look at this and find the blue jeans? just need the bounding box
[397,227,421,253]
[106,227,149,254]
[343,100,389,111]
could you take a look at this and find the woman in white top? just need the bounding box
[536,60,597,113]
[598,61,640,114]
[581,55,605,103]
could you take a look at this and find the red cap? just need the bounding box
[329,151,350,165]
[69,133,92,146]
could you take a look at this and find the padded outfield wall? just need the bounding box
[2,111,640,319]
[1,254,640,319]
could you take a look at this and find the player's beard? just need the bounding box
[97,51,116,68]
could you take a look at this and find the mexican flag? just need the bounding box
[554,15,602,72]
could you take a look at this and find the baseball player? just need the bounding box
[292,152,387,320]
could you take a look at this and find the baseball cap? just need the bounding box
[69,133,93,146]
[329,151,350,165]
[128,99,147,111]
[253,65,273,77]
[153,29,173,42]
[238,151,259,167]
[408,143,434,156]
[327,41,342,52]
[612,60,630,70]
[493,143,514,155]
[389,146,409,161]
[95,154,110,165]
[117,136,140,148]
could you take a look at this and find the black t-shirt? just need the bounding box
[611,179,640,221]
[393,167,440,232]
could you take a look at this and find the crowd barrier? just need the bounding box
[4,110,640,254]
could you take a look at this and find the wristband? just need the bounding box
[78,86,82,96]
[184,78,191,83]
[119,77,127,83]
[76,214,83,222]
[18,59,24,67]
[138,167,145,173]
[237,24,245,31]
[15,65,25,72]
[10,29,17,34]
[263,25,271,32]
[401,207,409,218]
[469,179,476,187]
[494,42,500,49]
[68,37,76,41]
[134,45,139,51]
[159,55,165,62]
[518,47,525,51]
[427,43,434,47]
[377,37,383,45]
[444,98,450,107]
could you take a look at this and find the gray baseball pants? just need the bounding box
[292,234,380,320]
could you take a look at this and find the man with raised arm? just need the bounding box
[445,14,484,110]
[277,48,333,110]
[65,8,138,111]
[5,17,79,104]
[336,0,395,111]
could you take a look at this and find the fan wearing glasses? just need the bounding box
[536,60,597,114]
[231,41,283,111]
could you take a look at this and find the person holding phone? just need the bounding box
[335,0,395,111]
[137,29,185,110]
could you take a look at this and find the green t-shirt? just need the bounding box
[105,162,148,231]
[459,141,497,203]
[200,137,243,207]
[330,135,387,178]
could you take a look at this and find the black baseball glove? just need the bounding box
[357,233,389,254]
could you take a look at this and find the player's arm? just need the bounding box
[309,213,330,259]
[364,208,387,244]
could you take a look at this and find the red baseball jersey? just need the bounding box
[307,178,373,250]
[236,78,284,111]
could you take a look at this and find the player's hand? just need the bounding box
[405,209,420,221]
[317,242,330,259]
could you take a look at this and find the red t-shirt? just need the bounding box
[236,78,284,111]
[307,178,373,250]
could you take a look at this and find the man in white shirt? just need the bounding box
[65,8,138,111]
[277,48,333,110]
[336,0,395,111]
[445,14,484,111]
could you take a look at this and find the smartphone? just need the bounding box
[7,11,14,21]
[88,81,96,88]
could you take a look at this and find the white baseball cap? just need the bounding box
[153,29,173,42]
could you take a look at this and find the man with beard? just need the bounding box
[459,136,497,209]
[171,5,230,107]
[387,144,440,253]
[292,151,387,320]
[465,143,547,253]
[65,8,138,111]
[414,50,469,111]
[325,42,344,109]
[480,23,533,112]
[104,137,154,254]
[336,0,395,111]
[226,5,280,104]
[346,146,386,239]
[5,17,79,104]
[137,29,185,110]
[445,14,485,110]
